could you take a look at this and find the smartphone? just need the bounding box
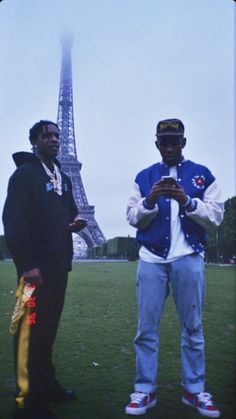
[161,176,177,185]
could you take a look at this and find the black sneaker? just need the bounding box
[41,381,76,403]
[12,405,58,419]
[12,406,27,419]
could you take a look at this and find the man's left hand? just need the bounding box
[69,217,87,232]
[164,182,189,205]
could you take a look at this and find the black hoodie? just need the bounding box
[2,152,78,274]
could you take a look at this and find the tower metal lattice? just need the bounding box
[57,34,106,248]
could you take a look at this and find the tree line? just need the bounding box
[0,196,235,264]
[205,196,236,264]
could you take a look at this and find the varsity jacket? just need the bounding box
[127,159,224,258]
[2,152,78,273]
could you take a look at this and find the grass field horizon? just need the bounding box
[0,261,235,419]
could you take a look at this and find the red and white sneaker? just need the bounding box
[125,392,157,415]
[182,390,220,417]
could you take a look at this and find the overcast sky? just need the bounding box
[0,0,235,240]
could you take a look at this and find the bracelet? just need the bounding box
[183,195,191,208]
[183,195,197,212]
[183,196,197,212]
[186,200,197,212]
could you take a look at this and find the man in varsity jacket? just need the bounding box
[125,118,224,418]
[3,120,86,419]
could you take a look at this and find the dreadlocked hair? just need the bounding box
[29,120,59,144]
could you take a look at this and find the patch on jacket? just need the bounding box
[46,182,54,192]
[192,175,205,190]
[45,182,69,192]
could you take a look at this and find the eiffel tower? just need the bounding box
[57,34,106,248]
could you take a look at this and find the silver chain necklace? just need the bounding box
[41,162,62,196]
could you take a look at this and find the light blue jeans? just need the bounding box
[134,254,205,394]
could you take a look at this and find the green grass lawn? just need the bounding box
[0,261,235,419]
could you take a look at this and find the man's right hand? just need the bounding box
[147,178,187,206]
[23,268,43,286]
[146,179,169,206]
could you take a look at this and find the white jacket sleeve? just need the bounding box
[126,182,159,229]
[186,180,224,229]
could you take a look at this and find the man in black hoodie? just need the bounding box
[3,120,86,419]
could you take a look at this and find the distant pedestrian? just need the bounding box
[125,118,224,417]
[3,120,86,419]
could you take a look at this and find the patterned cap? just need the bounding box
[156,118,184,137]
